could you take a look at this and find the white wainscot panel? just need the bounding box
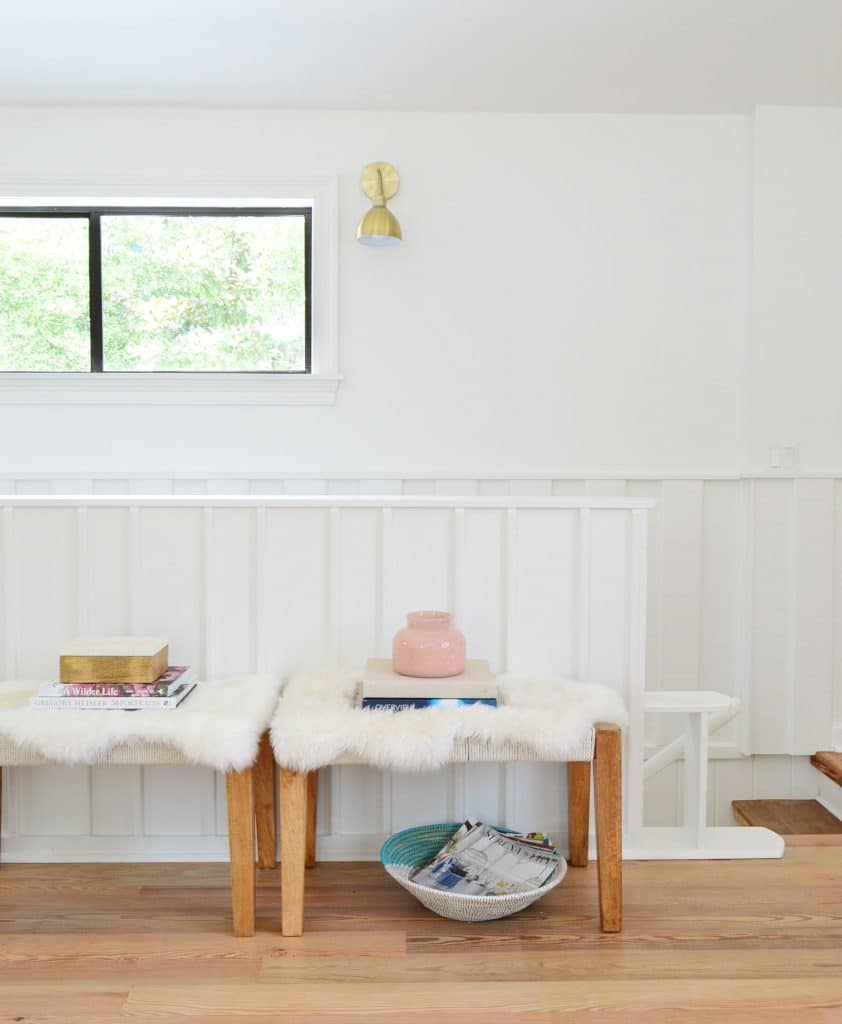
[699,481,741,750]
[334,508,379,665]
[644,763,680,827]
[92,764,143,836]
[749,480,794,753]
[17,765,91,836]
[584,509,629,698]
[505,763,566,834]
[8,506,79,678]
[260,507,329,673]
[791,479,835,753]
[461,763,505,826]
[3,482,839,862]
[389,768,453,833]
[142,765,216,836]
[83,507,130,636]
[205,507,256,677]
[507,509,576,675]
[132,507,204,672]
[382,508,451,644]
[334,765,388,835]
[458,509,504,672]
[652,481,704,749]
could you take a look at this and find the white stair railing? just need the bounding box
[623,691,785,860]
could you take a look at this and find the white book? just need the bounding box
[362,658,497,699]
[29,682,196,711]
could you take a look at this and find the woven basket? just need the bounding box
[381,822,567,923]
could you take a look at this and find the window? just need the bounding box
[0,207,311,373]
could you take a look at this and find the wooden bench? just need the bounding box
[276,724,623,936]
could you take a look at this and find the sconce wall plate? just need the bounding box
[360,162,400,202]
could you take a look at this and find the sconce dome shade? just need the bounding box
[356,205,402,246]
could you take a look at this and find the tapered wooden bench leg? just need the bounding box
[225,767,256,937]
[255,731,277,869]
[594,725,622,932]
[567,760,591,867]
[305,770,318,868]
[281,768,308,936]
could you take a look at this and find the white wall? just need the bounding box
[749,106,842,472]
[2,104,842,855]
[0,107,748,477]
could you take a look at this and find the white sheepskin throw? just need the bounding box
[270,670,627,773]
[0,676,281,773]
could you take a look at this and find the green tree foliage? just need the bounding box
[0,217,90,371]
[0,213,306,372]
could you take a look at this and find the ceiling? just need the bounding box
[2,0,842,113]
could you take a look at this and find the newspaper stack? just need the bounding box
[410,820,561,896]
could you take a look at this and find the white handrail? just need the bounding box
[0,495,655,510]
[643,698,741,780]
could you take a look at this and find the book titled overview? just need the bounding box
[360,658,498,711]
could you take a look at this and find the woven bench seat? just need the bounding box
[0,737,201,766]
[331,731,596,767]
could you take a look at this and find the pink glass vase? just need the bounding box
[392,610,466,678]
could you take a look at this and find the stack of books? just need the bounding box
[361,658,498,711]
[29,636,195,711]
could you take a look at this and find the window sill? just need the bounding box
[0,372,343,406]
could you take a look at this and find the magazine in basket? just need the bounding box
[410,820,561,896]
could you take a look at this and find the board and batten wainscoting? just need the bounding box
[0,475,836,861]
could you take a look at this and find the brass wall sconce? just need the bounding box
[356,162,402,246]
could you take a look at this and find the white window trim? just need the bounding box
[0,176,341,406]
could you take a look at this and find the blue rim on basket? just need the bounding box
[381,822,521,869]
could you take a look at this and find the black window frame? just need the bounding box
[0,205,313,374]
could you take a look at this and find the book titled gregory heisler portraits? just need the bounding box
[29,681,196,711]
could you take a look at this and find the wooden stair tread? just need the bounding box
[732,799,842,835]
[811,750,842,787]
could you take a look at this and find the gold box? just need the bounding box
[59,636,169,684]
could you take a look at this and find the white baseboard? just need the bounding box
[0,829,573,864]
[0,835,233,862]
[0,833,394,863]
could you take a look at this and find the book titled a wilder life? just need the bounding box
[361,658,498,711]
[31,670,195,710]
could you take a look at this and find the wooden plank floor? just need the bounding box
[1,849,842,1022]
